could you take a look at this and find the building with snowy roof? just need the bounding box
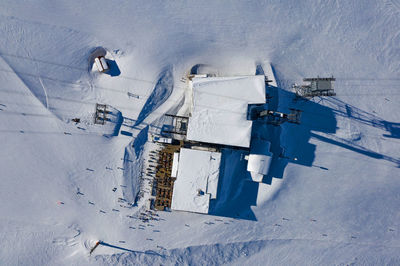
[186,75,266,148]
[245,140,273,182]
[171,148,221,214]
[165,74,268,214]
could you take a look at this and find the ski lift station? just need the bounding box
[152,73,276,214]
[186,75,267,148]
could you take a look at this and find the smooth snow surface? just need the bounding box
[186,75,266,148]
[0,0,400,265]
[171,148,221,214]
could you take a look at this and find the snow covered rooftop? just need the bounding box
[171,148,221,214]
[247,154,272,182]
[247,140,273,182]
[186,75,266,148]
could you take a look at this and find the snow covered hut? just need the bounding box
[171,148,221,214]
[94,56,109,73]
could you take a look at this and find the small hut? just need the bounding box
[94,56,109,73]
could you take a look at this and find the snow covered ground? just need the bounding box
[0,0,399,265]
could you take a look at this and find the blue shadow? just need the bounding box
[249,77,337,185]
[260,64,400,184]
[105,59,121,77]
[99,241,165,257]
[134,66,174,127]
[383,122,400,138]
[325,97,400,140]
[121,126,149,204]
[112,111,123,136]
[133,125,149,158]
[310,132,399,164]
[209,149,258,221]
[120,130,133,137]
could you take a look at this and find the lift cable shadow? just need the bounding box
[98,241,166,258]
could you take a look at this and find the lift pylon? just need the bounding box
[293,76,336,99]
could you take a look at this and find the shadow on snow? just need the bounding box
[98,241,165,257]
[134,66,174,127]
[105,59,121,77]
[209,64,399,221]
[209,149,258,221]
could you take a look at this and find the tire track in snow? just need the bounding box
[0,54,52,114]
[24,48,50,110]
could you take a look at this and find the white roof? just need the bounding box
[171,148,221,214]
[171,152,179,178]
[99,57,109,70]
[247,140,273,182]
[186,76,266,148]
[94,57,104,72]
[247,154,272,182]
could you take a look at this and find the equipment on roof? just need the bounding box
[250,106,302,126]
